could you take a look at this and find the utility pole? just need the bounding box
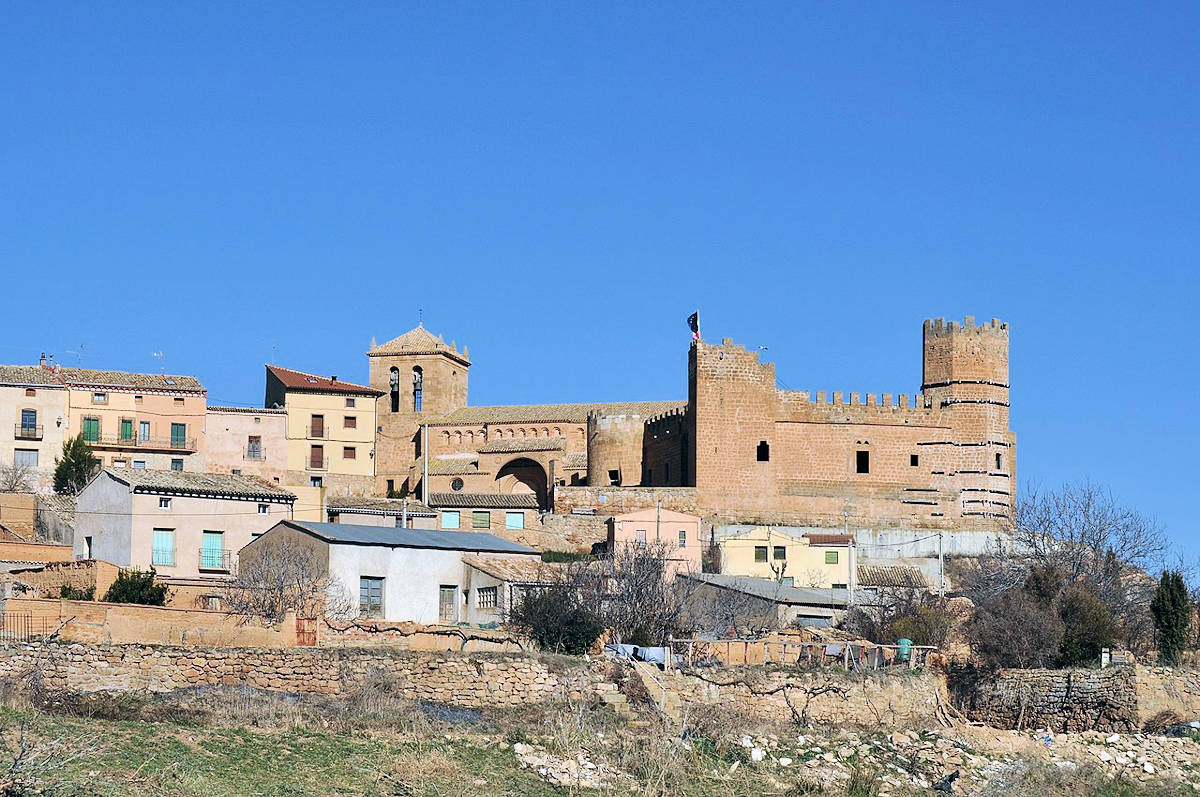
[937,529,945,597]
[401,497,408,530]
[655,501,661,543]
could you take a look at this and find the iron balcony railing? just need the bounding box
[244,446,265,461]
[82,433,197,452]
[151,547,176,567]
[13,425,42,440]
[198,549,233,572]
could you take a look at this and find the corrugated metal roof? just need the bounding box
[856,564,928,589]
[283,520,539,554]
[680,573,849,607]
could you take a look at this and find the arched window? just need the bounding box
[553,427,561,438]
[389,368,400,413]
[412,367,423,412]
[455,431,462,446]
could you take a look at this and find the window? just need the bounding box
[678,529,687,548]
[119,418,133,441]
[359,576,384,618]
[83,536,93,559]
[451,477,464,492]
[112,459,127,468]
[139,421,150,441]
[231,469,241,475]
[310,476,323,487]
[385,479,395,495]
[781,577,795,587]
[608,469,620,487]
[825,550,839,565]
[754,546,768,563]
[13,449,37,468]
[92,392,107,404]
[635,529,647,544]
[134,395,143,404]
[344,415,357,429]
[170,423,186,448]
[170,458,184,472]
[477,586,498,610]
[310,415,325,438]
[258,504,269,515]
[343,446,356,460]
[310,445,324,469]
[200,531,226,569]
[442,511,460,529]
[832,583,848,590]
[19,409,36,430]
[855,450,870,474]
[173,397,184,407]
[412,367,423,412]
[756,440,770,462]
[345,397,356,408]
[471,510,490,529]
[158,497,172,509]
[910,454,919,467]
[995,453,1003,470]
[389,367,400,413]
[246,435,262,459]
[82,417,100,442]
[773,546,786,561]
[505,511,524,530]
[152,529,175,566]
[24,389,34,397]
[132,460,146,469]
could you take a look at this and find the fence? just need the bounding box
[0,613,56,642]
[669,637,937,670]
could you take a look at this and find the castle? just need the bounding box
[363,317,1015,546]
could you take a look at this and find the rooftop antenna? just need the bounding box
[418,308,423,327]
[64,344,86,366]
[151,350,165,374]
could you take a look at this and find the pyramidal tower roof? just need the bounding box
[367,324,470,364]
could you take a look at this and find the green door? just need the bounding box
[119,419,133,441]
[82,417,99,442]
[170,423,186,449]
[200,531,225,569]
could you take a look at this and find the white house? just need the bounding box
[240,520,540,624]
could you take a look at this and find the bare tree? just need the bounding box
[224,539,354,622]
[0,462,33,493]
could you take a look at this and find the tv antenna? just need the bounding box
[64,344,86,366]
[152,350,165,374]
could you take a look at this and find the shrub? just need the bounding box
[102,568,167,606]
[1056,584,1115,667]
[1150,570,1190,667]
[59,584,95,601]
[966,588,1064,669]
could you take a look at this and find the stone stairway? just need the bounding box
[631,660,683,725]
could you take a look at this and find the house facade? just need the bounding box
[0,366,69,492]
[717,528,856,590]
[426,492,539,540]
[461,554,564,626]
[265,365,381,496]
[241,520,540,624]
[73,469,295,581]
[607,507,704,575]
[204,406,288,485]
[324,495,437,529]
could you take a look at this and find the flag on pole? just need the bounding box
[686,311,700,342]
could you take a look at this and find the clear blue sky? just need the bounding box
[2,4,1196,550]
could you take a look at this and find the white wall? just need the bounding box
[74,473,133,564]
[328,544,466,624]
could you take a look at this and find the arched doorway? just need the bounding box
[495,458,549,509]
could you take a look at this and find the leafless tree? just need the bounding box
[678,579,781,638]
[224,539,354,622]
[0,462,33,493]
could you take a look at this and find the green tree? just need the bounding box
[102,568,168,606]
[53,435,98,495]
[1150,570,1191,666]
[1056,584,1115,667]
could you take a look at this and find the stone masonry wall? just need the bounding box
[0,641,590,708]
[957,667,1138,732]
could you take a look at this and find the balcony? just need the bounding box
[244,446,266,461]
[82,434,197,453]
[198,549,234,572]
[151,548,176,567]
[13,425,42,441]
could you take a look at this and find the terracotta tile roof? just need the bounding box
[325,495,436,517]
[477,437,565,454]
[207,405,287,415]
[462,554,566,584]
[433,401,684,426]
[36,494,75,524]
[561,452,588,470]
[54,367,204,392]
[99,468,296,501]
[856,564,928,589]
[804,533,855,546]
[266,365,382,396]
[427,492,540,510]
[367,325,470,365]
[428,458,485,476]
[0,366,64,387]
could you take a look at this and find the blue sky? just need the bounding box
[2,4,1196,550]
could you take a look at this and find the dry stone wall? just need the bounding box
[0,641,590,708]
[957,667,1138,732]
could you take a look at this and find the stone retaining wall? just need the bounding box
[1136,665,1200,724]
[0,641,590,708]
[956,666,1138,732]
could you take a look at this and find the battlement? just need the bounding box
[923,316,1008,336]
[785,391,936,410]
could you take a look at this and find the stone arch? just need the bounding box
[495,457,549,509]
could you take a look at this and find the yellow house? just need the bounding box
[265,365,381,496]
[718,528,856,590]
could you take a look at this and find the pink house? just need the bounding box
[607,507,704,576]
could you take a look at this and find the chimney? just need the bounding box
[331,375,338,383]
[39,352,46,367]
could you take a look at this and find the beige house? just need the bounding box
[718,528,856,590]
[0,366,69,492]
[461,554,564,626]
[205,406,287,485]
[607,507,704,575]
[325,495,437,529]
[73,469,295,582]
[265,365,381,496]
[426,492,540,541]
